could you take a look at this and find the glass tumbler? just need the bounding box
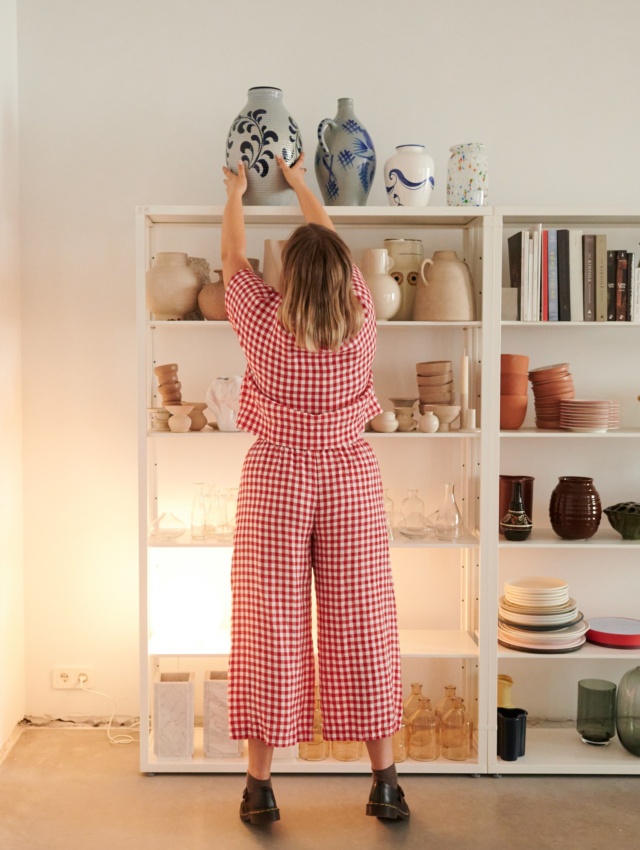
[577,679,617,745]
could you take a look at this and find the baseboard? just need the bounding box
[0,723,24,765]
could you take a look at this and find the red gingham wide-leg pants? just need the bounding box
[228,438,403,747]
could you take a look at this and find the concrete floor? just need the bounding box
[0,729,638,850]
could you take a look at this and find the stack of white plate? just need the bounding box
[499,577,588,653]
[559,399,620,433]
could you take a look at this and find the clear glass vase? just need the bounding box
[398,489,428,538]
[408,697,438,761]
[441,697,470,760]
[190,482,206,540]
[383,489,395,541]
[616,666,640,756]
[392,718,409,763]
[403,682,424,721]
[331,740,363,761]
[434,482,465,541]
[299,687,330,761]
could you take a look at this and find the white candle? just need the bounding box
[460,353,469,409]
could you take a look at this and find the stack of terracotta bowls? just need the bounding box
[154,362,182,406]
[528,363,575,430]
[500,354,529,430]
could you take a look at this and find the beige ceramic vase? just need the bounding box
[146,252,201,320]
[198,270,227,320]
[385,238,423,321]
[414,250,477,321]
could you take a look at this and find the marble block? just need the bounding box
[153,671,195,758]
[203,671,243,758]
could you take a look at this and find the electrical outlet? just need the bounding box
[51,667,93,689]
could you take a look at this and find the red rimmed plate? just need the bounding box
[586,617,640,649]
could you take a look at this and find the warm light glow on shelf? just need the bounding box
[148,548,232,651]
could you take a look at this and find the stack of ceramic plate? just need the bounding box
[559,399,620,433]
[498,577,588,653]
[528,363,575,429]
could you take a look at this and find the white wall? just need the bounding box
[0,0,25,747]
[15,0,640,722]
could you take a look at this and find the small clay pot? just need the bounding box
[501,372,529,395]
[501,353,529,374]
[549,476,601,540]
[416,360,452,376]
[500,394,528,430]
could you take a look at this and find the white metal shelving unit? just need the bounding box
[489,208,640,776]
[137,204,495,775]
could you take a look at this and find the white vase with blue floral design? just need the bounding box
[383,145,435,207]
[226,87,303,206]
[314,98,376,206]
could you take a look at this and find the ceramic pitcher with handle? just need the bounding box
[413,250,477,321]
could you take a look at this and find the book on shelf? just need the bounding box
[595,234,608,321]
[615,250,628,321]
[556,229,571,320]
[633,266,640,322]
[568,229,583,322]
[530,224,542,321]
[582,234,596,321]
[541,229,549,320]
[547,229,558,321]
[607,250,617,321]
[626,252,635,321]
[507,230,525,320]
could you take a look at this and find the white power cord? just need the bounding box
[78,675,140,745]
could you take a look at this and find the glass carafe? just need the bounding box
[383,489,395,541]
[434,482,464,541]
[392,718,409,763]
[190,482,206,540]
[441,697,470,760]
[408,697,438,761]
[331,740,363,761]
[435,684,457,721]
[403,682,424,721]
[299,687,330,761]
[398,489,428,538]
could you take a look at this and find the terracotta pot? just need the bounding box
[500,394,528,430]
[198,271,227,320]
[501,372,529,395]
[501,353,529,374]
[414,251,476,321]
[549,476,602,540]
[528,362,569,383]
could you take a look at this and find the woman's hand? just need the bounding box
[276,151,307,189]
[223,162,248,199]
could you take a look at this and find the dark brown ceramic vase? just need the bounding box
[549,476,601,540]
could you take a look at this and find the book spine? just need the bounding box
[568,229,583,322]
[616,250,628,321]
[606,250,617,321]
[547,229,558,321]
[582,234,596,321]
[595,234,607,321]
[507,231,524,320]
[634,267,640,322]
[626,252,635,321]
[541,230,549,321]
[556,229,571,320]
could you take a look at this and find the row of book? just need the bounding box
[507,227,640,322]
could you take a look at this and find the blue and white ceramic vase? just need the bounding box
[226,87,303,206]
[446,142,489,206]
[383,145,435,207]
[315,98,376,206]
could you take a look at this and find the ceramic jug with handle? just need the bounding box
[362,248,400,320]
[413,250,477,321]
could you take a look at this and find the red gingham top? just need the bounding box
[225,266,382,451]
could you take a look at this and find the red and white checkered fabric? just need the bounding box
[225,267,403,746]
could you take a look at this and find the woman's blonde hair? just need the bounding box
[277,224,364,352]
